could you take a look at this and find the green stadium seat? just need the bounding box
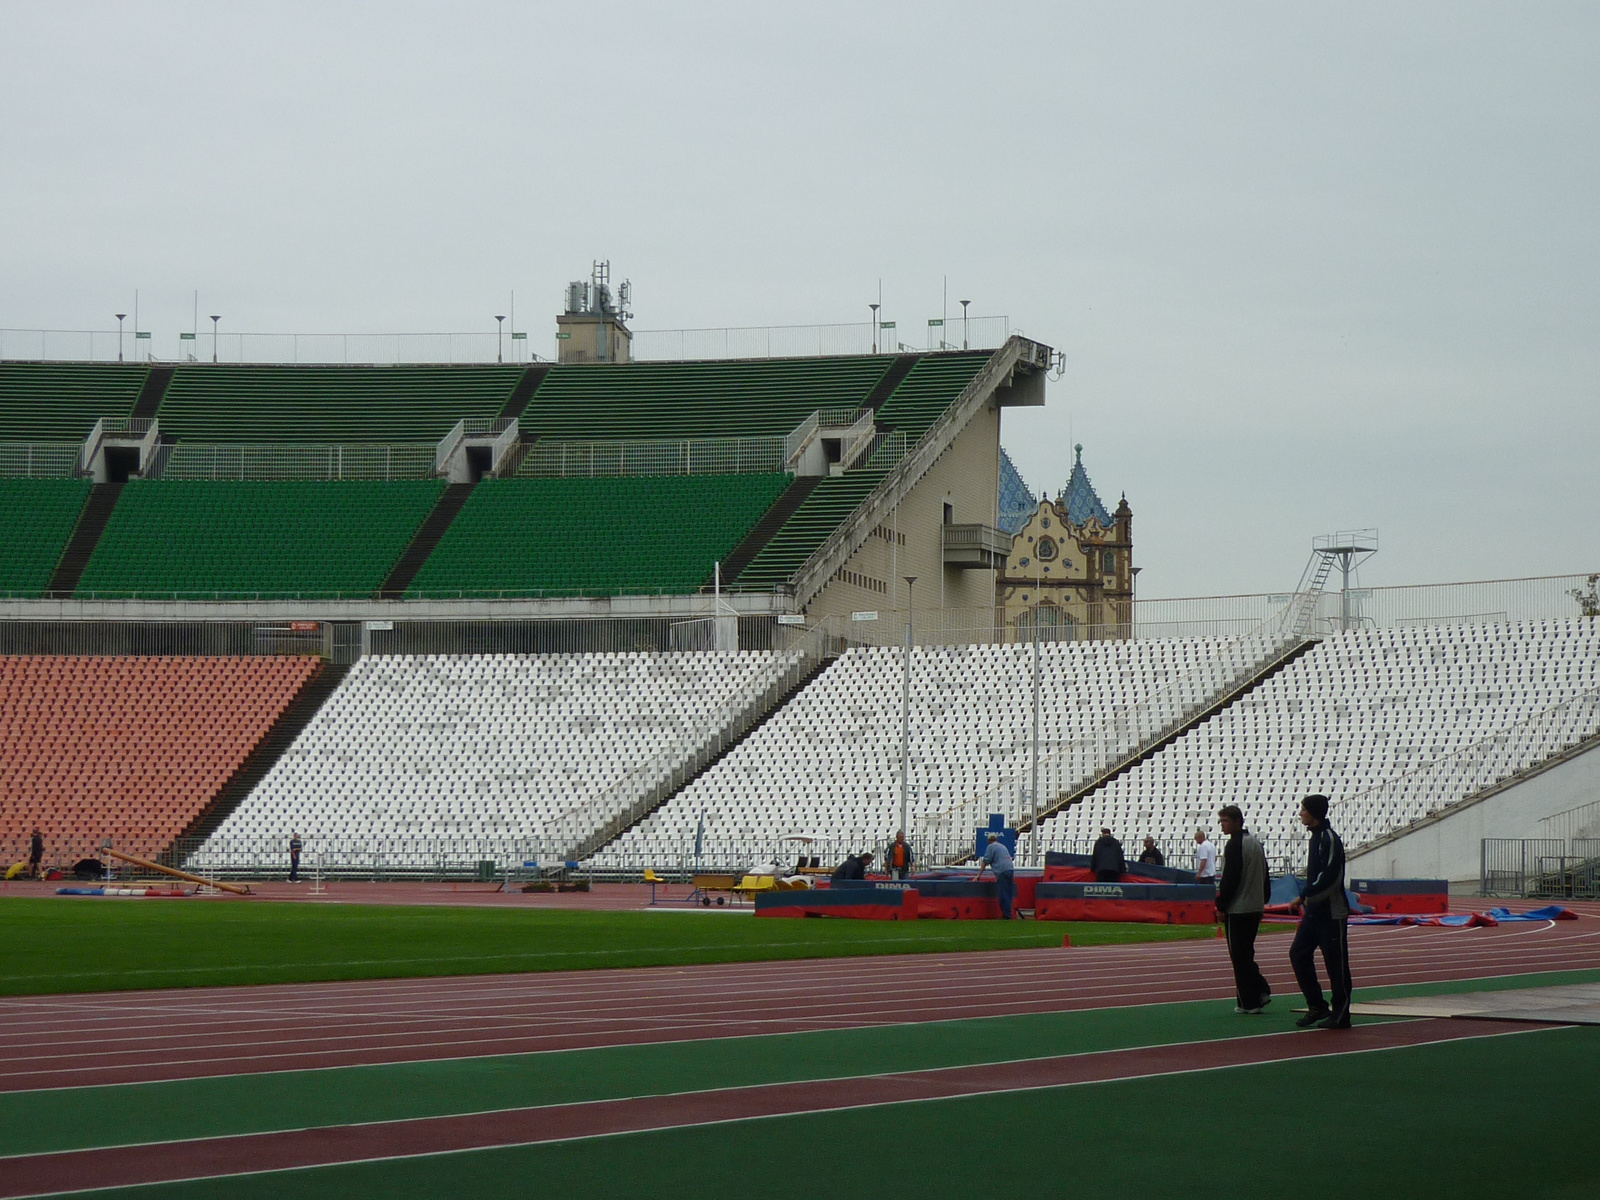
[872,352,990,440]
[0,478,92,597]
[75,480,445,599]
[735,470,888,588]
[522,357,897,440]
[156,365,525,443]
[406,474,791,598]
[0,363,147,441]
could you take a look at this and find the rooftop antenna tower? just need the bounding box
[558,260,633,364]
[1308,529,1379,631]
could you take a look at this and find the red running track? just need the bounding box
[2,917,1597,1092]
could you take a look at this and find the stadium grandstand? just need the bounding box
[2,290,1598,895]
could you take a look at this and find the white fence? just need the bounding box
[1136,574,1600,640]
[153,443,437,481]
[1,328,539,366]
[0,444,79,478]
[628,316,1014,361]
[3,316,1016,365]
[519,437,788,478]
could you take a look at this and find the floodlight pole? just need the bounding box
[870,303,880,355]
[1031,616,1041,864]
[900,575,917,844]
[210,315,221,363]
[960,300,970,351]
[495,315,506,364]
[115,314,126,363]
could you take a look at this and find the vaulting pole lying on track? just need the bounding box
[103,848,252,896]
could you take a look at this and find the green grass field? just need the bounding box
[0,899,1236,995]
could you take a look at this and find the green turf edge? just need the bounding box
[0,997,1320,1156]
[53,1025,1600,1200]
[0,899,1216,996]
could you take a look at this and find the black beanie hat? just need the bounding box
[1302,794,1330,820]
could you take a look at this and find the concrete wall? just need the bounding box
[1347,740,1600,884]
[803,399,1002,627]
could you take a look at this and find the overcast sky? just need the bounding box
[3,2,1596,599]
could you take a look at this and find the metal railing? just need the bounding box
[0,443,80,478]
[585,829,1308,879]
[170,836,551,881]
[855,430,909,472]
[629,316,1013,362]
[1339,688,1600,851]
[1539,797,1600,844]
[1481,837,1600,899]
[518,437,788,477]
[151,442,437,482]
[0,620,332,657]
[2,329,543,366]
[1136,573,1600,639]
[3,317,1016,365]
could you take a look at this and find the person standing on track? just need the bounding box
[1137,836,1165,867]
[887,831,914,880]
[28,827,44,879]
[974,832,1016,919]
[1215,804,1271,1014]
[288,831,303,883]
[1288,794,1353,1030]
[1089,828,1125,882]
[1193,828,1218,882]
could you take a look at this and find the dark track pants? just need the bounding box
[1224,912,1271,1009]
[995,871,1015,919]
[1290,908,1352,1019]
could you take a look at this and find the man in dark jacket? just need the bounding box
[1089,829,1125,882]
[1215,804,1272,1014]
[1136,836,1165,867]
[831,851,872,882]
[28,828,44,879]
[1288,794,1353,1029]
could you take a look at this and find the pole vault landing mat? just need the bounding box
[1351,982,1600,1025]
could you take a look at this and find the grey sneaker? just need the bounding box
[1236,1005,1266,1015]
[1295,1010,1331,1028]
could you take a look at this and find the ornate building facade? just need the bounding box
[996,445,1133,639]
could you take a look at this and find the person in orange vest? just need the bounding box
[887,831,914,880]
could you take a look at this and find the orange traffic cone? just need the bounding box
[1062,933,1072,947]
[1215,924,1225,938]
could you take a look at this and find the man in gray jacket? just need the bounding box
[1215,804,1272,1014]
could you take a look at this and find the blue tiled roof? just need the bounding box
[997,448,1035,535]
[1061,444,1112,528]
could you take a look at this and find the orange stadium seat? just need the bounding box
[0,655,320,867]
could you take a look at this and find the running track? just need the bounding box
[3,917,1597,1093]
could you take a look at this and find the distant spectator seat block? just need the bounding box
[0,655,320,866]
[76,480,444,598]
[0,479,92,597]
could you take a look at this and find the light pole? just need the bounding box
[900,575,917,847]
[869,303,880,355]
[1031,614,1041,864]
[960,300,970,351]
[115,314,126,363]
[210,315,221,364]
[495,315,506,364]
